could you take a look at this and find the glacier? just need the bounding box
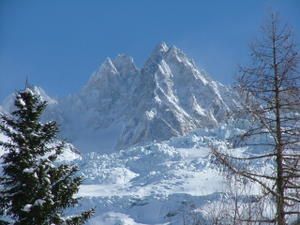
[57,124,267,225]
[0,120,276,225]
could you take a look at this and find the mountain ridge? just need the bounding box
[1,42,239,153]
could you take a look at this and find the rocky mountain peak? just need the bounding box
[1,42,238,153]
[112,54,138,75]
[98,57,119,76]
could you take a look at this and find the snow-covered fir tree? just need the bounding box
[0,88,94,225]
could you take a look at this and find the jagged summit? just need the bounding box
[151,42,169,57]
[153,41,169,54]
[83,57,119,92]
[100,57,118,74]
[143,42,171,74]
[83,54,139,94]
[113,54,138,75]
[1,42,238,153]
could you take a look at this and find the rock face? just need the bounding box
[114,43,237,150]
[2,42,238,152]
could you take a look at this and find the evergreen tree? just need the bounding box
[0,88,94,225]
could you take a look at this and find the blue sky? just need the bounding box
[0,0,299,101]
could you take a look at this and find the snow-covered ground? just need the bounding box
[0,115,276,225]
[60,125,265,225]
[0,124,234,225]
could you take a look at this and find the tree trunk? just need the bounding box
[272,18,286,225]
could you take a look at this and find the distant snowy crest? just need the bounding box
[2,86,57,113]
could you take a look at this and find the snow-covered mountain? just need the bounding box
[0,43,286,225]
[15,42,237,153]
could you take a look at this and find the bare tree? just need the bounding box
[201,176,273,225]
[212,13,300,225]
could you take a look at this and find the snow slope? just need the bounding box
[0,100,276,225]
[0,121,239,225]
[64,125,267,225]
[0,121,281,225]
[1,42,238,153]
